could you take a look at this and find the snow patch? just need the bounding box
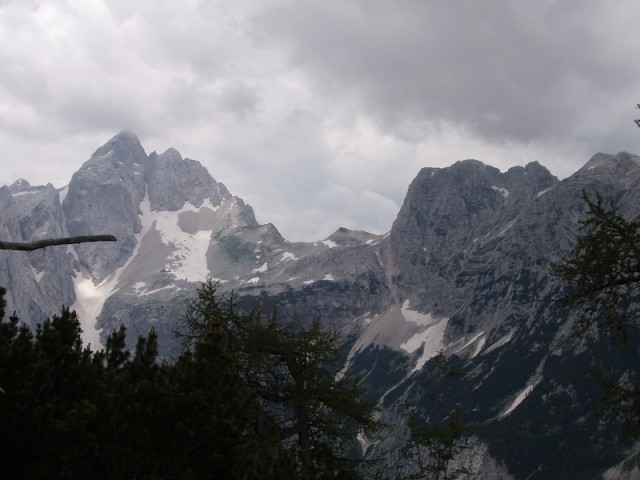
[252,262,268,273]
[71,274,108,349]
[132,281,176,297]
[31,267,44,283]
[58,185,69,204]
[346,303,449,375]
[403,319,449,372]
[497,224,512,237]
[472,337,487,358]
[455,331,486,358]
[399,301,449,372]
[11,190,38,197]
[280,252,299,262]
[140,197,214,282]
[323,274,334,281]
[247,277,260,284]
[132,281,147,293]
[71,195,220,346]
[536,187,553,198]
[322,239,338,248]
[492,186,510,198]
[501,385,534,417]
[483,332,513,355]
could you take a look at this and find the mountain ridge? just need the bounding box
[2,132,640,478]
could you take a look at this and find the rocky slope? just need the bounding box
[2,131,640,478]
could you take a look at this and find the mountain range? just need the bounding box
[2,131,640,479]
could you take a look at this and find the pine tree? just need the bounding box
[406,404,471,480]
[178,279,380,478]
[554,191,640,440]
[0,279,381,479]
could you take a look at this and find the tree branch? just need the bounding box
[0,235,117,251]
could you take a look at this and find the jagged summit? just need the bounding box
[9,178,31,190]
[87,130,148,167]
[325,226,381,246]
[579,151,640,175]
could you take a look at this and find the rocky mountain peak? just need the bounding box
[9,178,32,192]
[87,130,148,170]
[58,132,256,281]
[578,151,640,184]
[326,227,380,246]
[386,158,558,315]
[146,148,234,212]
[62,133,149,280]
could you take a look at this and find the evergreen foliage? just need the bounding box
[0,281,380,479]
[407,404,470,480]
[177,279,381,478]
[403,354,473,480]
[555,191,640,440]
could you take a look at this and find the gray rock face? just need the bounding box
[146,148,234,212]
[386,159,558,317]
[63,131,149,281]
[0,180,75,324]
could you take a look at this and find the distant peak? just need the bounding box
[326,226,379,245]
[88,131,148,165]
[581,151,640,173]
[455,159,485,167]
[8,178,48,196]
[115,129,140,142]
[157,147,183,161]
[11,178,31,189]
[102,130,144,151]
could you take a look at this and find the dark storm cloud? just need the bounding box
[257,0,640,146]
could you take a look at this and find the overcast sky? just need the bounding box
[1,1,640,241]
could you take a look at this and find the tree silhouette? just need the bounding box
[555,192,640,441]
[0,235,117,251]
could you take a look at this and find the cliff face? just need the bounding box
[385,159,558,316]
[0,180,76,323]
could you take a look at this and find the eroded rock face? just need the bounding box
[386,159,558,316]
[146,148,234,212]
[0,180,75,323]
[63,131,150,282]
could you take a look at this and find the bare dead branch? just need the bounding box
[0,235,117,251]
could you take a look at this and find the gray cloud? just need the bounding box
[1,1,639,241]
[257,1,640,145]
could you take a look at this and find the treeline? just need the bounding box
[0,281,380,479]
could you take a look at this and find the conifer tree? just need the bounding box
[555,192,640,440]
[179,279,380,478]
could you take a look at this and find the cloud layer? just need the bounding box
[2,1,640,240]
